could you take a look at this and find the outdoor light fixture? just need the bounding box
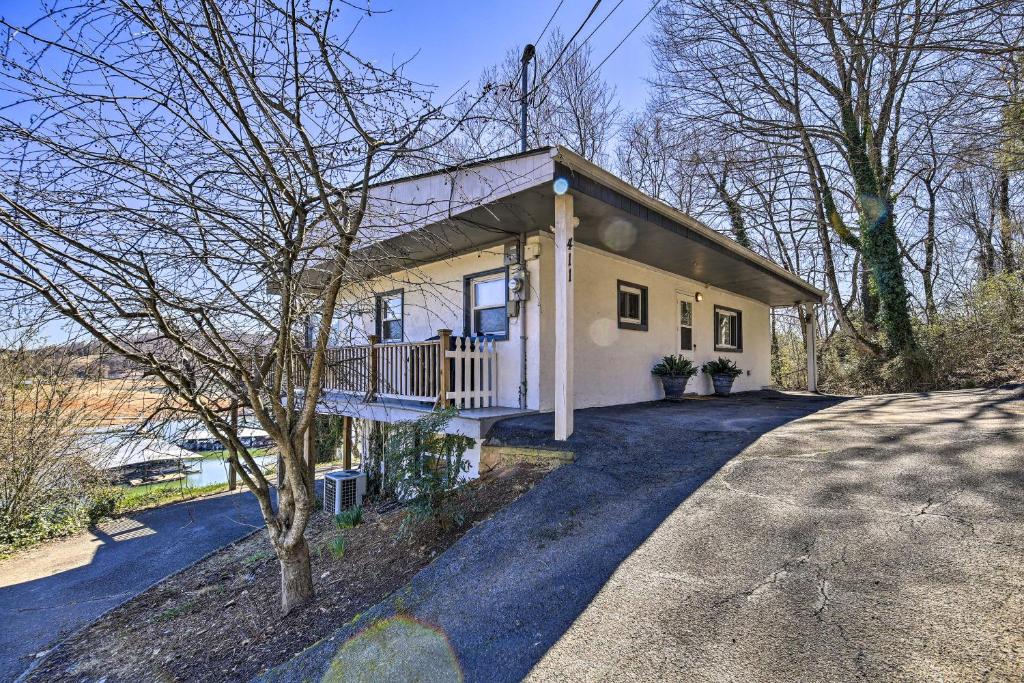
[695,292,704,302]
[553,177,570,195]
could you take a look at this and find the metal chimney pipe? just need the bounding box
[520,44,536,153]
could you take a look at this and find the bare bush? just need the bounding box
[0,338,118,553]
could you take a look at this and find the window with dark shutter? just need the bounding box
[617,280,648,331]
[714,305,743,352]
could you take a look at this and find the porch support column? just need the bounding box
[554,192,575,440]
[805,304,818,393]
[342,415,353,470]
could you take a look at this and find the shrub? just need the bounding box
[772,273,1024,394]
[916,273,1024,389]
[702,357,743,378]
[334,505,363,529]
[651,355,699,378]
[381,408,473,533]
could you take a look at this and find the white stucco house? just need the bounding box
[314,146,823,476]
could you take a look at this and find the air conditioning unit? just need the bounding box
[323,470,366,515]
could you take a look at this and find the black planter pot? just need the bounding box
[658,375,691,400]
[711,374,736,396]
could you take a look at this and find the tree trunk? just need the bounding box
[860,259,879,326]
[303,419,318,503]
[861,199,916,354]
[277,537,314,616]
[997,169,1017,273]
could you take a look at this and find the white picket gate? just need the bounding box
[446,336,498,409]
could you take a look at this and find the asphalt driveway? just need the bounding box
[529,387,1024,681]
[262,387,1024,682]
[0,489,265,682]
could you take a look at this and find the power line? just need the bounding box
[581,0,663,87]
[531,0,603,91]
[560,0,626,70]
[535,0,566,45]
[530,0,627,110]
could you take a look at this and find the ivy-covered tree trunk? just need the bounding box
[859,197,916,354]
[713,175,751,249]
[997,169,1017,273]
[860,259,880,327]
[841,107,916,356]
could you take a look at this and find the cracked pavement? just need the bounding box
[526,388,1024,682]
[261,387,1023,683]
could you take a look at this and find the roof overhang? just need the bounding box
[344,146,823,307]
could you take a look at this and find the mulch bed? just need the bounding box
[27,463,551,683]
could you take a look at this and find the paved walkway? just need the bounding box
[0,489,265,682]
[261,388,1024,682]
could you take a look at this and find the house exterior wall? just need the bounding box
[333,232,772,414]
[333,244,538,410]
[550,237,771,409]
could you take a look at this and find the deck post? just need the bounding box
[805,304,818,393]
[366,334,379,402]
[437,328,452,408]
[554,192,575,440]
[342,415,353,469]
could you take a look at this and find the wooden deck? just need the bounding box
[314,391,535,440]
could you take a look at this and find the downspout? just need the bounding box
[518,233,528,409]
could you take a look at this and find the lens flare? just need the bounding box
[552,177,570,195]
[588,317,617,347]
[598,218,637,252]
[323,615,463,683]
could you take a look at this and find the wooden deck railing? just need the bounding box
[308,329,499,409]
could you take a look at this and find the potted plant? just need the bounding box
[651,355,699,400]
[703,357,743,396]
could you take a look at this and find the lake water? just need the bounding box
[183,453,277,488]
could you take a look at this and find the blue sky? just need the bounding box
[3,1,658,107]
[344,1,657,110]
[2,1,658,344]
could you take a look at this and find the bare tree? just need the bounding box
[446,29,620,163]
[0,0,459,613]
[650,0,1022,356]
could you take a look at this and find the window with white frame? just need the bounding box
[714,305,742,351]
[679,299,694,351]
[617,280,648,331]
[466,270,508,338]
[376,290,403,342]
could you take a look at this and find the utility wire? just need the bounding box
[580,0,663,87]
[531,0,627,109]
[560,0,626,71]
[530,0,603,92]
[535,0,566,45]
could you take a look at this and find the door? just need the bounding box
[677,295,695,354]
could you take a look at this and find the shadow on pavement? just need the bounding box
[0,489,266,682]
[259,391,844,683]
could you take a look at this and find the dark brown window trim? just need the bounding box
[375,288,404,342]
[617,279,649,332]
[713,304,743,352]
[463,267,510,341]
